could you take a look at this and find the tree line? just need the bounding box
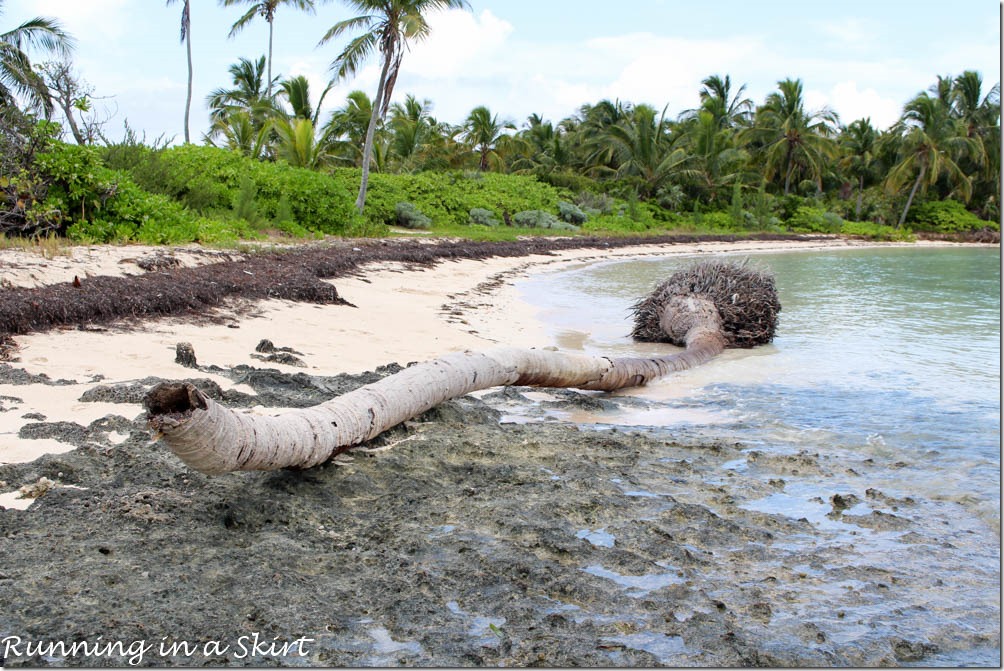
[1,0,1000,232]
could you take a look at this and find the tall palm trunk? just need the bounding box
[183,17,193,144]
[148,322,724,475]
[855,175,864,221]
[898,162,927,228]
[145,260,780,476]
[355,48,392,213]
[266,20,274,99]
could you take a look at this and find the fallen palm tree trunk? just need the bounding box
[145,260,780,475]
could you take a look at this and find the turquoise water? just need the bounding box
[515,246,1000,662]
[519,246,1001,526]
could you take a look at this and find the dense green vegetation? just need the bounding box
[0,0,999,245]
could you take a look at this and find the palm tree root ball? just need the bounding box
[631,259,781,348]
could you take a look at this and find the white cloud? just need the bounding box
[405,8,513,79]
[559,32,766,116]
[14,0,132,41]
[823,81,903,129]
[812,18,878,47]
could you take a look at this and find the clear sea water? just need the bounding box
[519,246,1000,524]
[515,245,1000,662]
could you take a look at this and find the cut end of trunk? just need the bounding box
[144,382,207,425]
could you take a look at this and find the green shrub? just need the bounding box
[364,170,562,228]
[907,199,997,232]
[699,211,738,231]
[558,200,587,224]
[394,201,432,229]
[576,191,616,216]
[582,214,649,233]
[233,174,265,228]
[512,209,577,231]
[778,194,808,221]
[787,205,843,233]
[840,220,914,241]
[142,145,358,234]
[468,207,500,226]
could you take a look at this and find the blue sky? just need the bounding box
[7,0,1001,144]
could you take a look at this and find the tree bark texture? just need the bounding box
[148,329,724,475]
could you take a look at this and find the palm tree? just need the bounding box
[679,109,749,205]
[949,70,1001,219]
[220,0,317,99]
[273,117,334,168]
[205,110,273,159]
[462,105,517,171]
[277,74,332,124]
[838,118,879,220]
[884,92,982,226]
[744,78,839,195]
[569,99,630,175]
[511,113,570,174]
[166,0,193,143]
[950,70,1000,138]
[388,94,437,171]
[206,56,278,133]
[318,0,470,213]
[684,74,753,130]
[325,89,378,166]
[592,104,694,197]
[0,0,74,114]
[272,75,335,168]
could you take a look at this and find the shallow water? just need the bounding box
[513,245,1001,664]
[518,246,1000,516]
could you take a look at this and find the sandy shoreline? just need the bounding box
[0,237,982,476]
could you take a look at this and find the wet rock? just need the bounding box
[892,638,939,662]
[830,493,860,512]
[251,351,307,367]
[175,342,197,368]
[0,363,75,385]
[19,420,89,444]
[17,476,56,499]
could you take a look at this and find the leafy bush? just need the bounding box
[468,207,500,226]
[233,174,265,227]
[778,194,808,221]
[840,220,914,241]
[907,199,996,232]
[787,205,843,233]
[364,170,562,228]
[512,209,578,231]
[394,201,432,229]
[582,214,650,233]
[699,211,738,231]
[575,191,616,216]
[136,145,360,234]
[557,200,588,224]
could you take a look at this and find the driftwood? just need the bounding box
[145,260,780,475]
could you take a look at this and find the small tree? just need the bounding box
[319,0,470,213]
